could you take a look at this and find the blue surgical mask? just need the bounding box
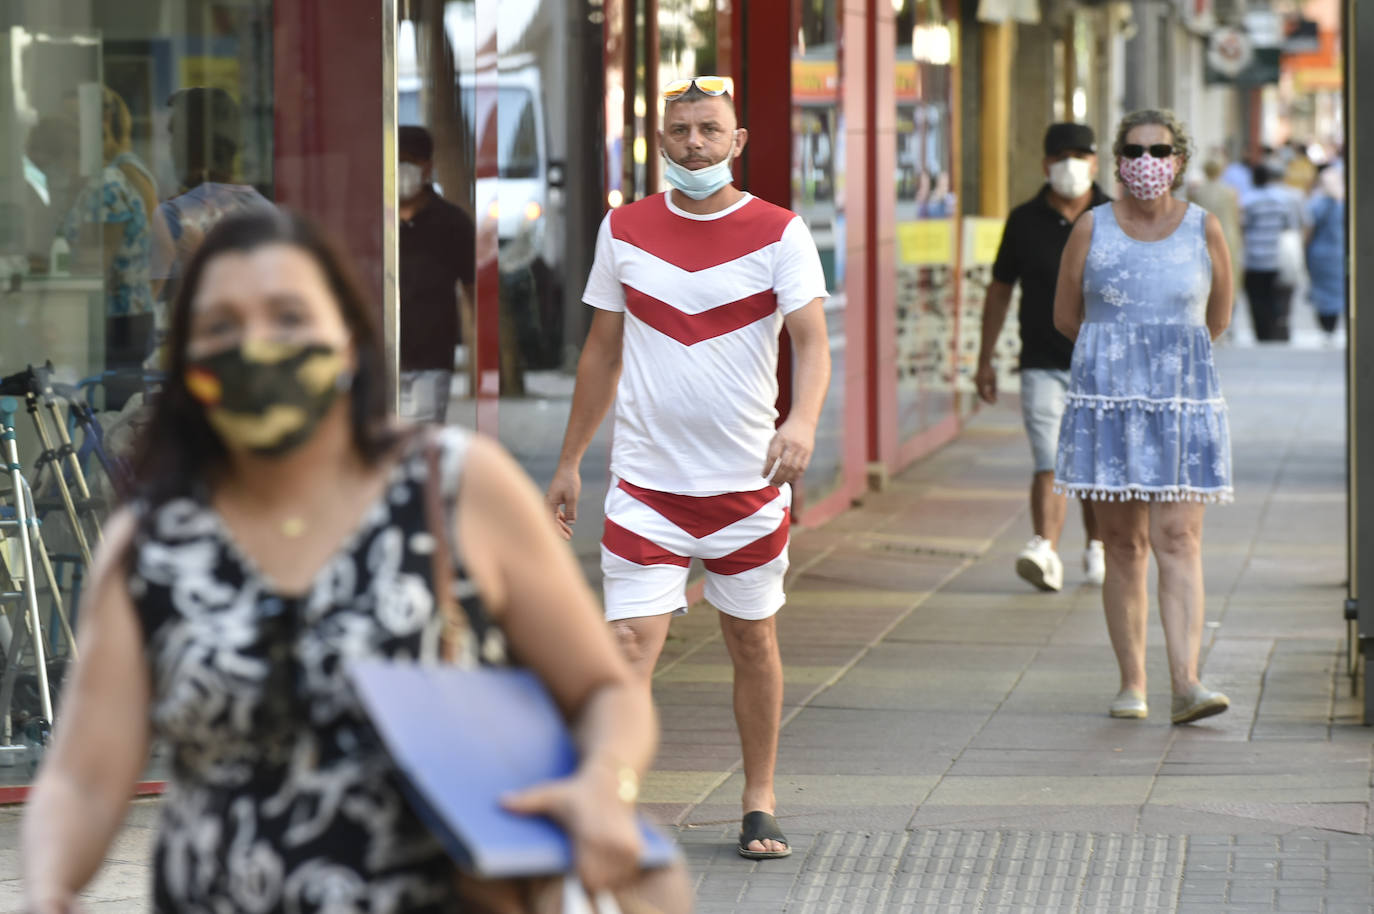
[662,133,739,200]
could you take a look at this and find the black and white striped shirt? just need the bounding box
[1241,186,1302,272]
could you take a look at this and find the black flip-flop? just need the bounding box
[738,810,792,859]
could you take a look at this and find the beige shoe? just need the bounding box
[1109,688,1148,719]
[1171,684,1230,724]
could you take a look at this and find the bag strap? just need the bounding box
[423,430,468,663]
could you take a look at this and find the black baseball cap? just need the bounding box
[1044,122,1096,156]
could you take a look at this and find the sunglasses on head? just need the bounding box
[662,75,734,101]
[1121,144,1177,159]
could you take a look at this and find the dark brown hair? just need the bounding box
[131,207,398,512]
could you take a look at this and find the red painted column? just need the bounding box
[738,1,792,209]
[839,0,870,502]
[472,9,501,433]
[273,0,385,325]
[738,0,796,426]
[869,0,900,471]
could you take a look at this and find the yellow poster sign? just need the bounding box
[792,59,838,101]
[897,220,954,265]
[962,217,1006,265]
[895,61,918,101]
[180,57,241,96]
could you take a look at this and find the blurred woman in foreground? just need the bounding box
[23,208,671,912]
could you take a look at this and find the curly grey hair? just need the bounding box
[1112,108,1192,191]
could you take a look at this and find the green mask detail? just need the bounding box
[185,340,349,457]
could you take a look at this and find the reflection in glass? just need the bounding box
[0,0,274,789]
[397,124,475,425]
[792,1,846,502]
[397,0,478,426]
[154,87,273,343]
[895,2,959,442]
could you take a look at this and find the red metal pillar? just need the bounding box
[273,0,386,325]
[868,0,900,472]
[738,0,795,424]
[838,0,870,502]
[472,6,501,432]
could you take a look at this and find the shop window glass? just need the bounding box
[498,89,540,179]
[895,0,959,441]
[402,0,728,582]
[0,0,275,788]
[793,0,846,502]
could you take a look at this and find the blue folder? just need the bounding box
[348,660,679,879]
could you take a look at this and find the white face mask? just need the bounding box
[397,162,424,201]
[662,132,739,200]
[1048,157,1094,200]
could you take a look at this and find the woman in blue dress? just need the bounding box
[1052,109,1234,725]
[1304,163,1345,341]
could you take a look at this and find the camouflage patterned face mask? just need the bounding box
[185,340,350,457]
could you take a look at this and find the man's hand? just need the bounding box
[975,360,998,404]
[545,465,581,540]
[763,416,816,488]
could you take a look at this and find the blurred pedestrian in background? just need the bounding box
[1053,109,1233,725]
[1190,159,1243,283]
[978,122,1108,593]
[22,208,664,913]
[1305,163,1346,343]
[153,87,272,308]
[1221,145,1258,199]
[1241,163,1303,342]
[59,87,158,406]
[397,124,475,423]
[1283,142,1317,195]
[547,75,830,861]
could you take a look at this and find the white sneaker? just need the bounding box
[1015,536,1063,592]
[1083,540,1106,586]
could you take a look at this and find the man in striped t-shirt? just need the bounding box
[546,76,831,860]
[1241,163,1303,341]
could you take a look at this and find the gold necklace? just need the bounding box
[281,516,307,538]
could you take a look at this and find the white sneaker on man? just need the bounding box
[1015,536,1063,592]
[1083,540,1106,586]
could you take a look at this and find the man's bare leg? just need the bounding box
[1030,470,1069,549]
[718,612,785,855]
[1081,498,1099,542]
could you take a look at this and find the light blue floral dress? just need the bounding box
[59,153,154,317]
[1054,203,1233,504]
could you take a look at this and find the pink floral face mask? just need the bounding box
[1118,153,1177,200]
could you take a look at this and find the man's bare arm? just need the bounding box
[545,309,624,537]
[975,280,1015,404]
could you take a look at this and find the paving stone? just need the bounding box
[60,349,1370,914]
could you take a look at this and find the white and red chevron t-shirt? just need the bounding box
[583,192,828,494]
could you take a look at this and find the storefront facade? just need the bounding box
[0,0,975,790]
[392,0,976,567]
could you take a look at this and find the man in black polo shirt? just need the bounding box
[399,125,476,423]
[976,122,1109,593]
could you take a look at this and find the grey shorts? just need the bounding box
[1020,369,1071,473]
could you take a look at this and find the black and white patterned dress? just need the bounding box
[129,429,472,913]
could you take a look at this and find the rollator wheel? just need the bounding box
[20,715,50,747]
[19,715,50,778]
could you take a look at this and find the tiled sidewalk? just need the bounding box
[1,346,1362,913]
[644,347,1366,912]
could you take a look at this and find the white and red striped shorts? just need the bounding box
[600,477,791,622]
